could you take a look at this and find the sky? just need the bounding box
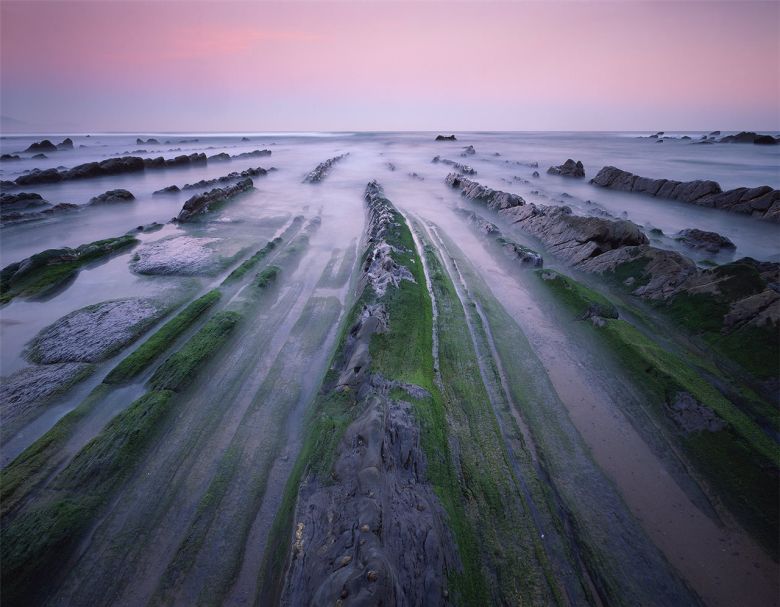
[1,0,778,132]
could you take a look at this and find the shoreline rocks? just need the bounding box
[445,173,526,211]
[435,134,456,141]
[547,159,585,178]
[432,156,476,175]
[590,166,780,222]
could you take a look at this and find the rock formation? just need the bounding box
[590,166,780,222]
[547,159,585,178]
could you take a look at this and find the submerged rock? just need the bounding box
[1,154,20,161]
[0,362,93,441]
[667,392,726,433]
[432,156,476,175]
[461,144,476,156]
[88,189,135,205]
[590,166,780,222]
[675,228,736,253]
[25,298,168,363]
[456,208,543,267]
[153,185,181,195]
[547,159,585,178]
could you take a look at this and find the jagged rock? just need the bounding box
[1,192,46,210]
[232,149,271,159]
[709,131,721,136]
[24,139,57,153]
[31,153,47,159]
[25,298,168,363]
[675,228,735,253]
[88,189,135,205]
[303,154,349,183]
[180,167,268,190]
[1,154,20,161]
[445,173,526,210]
[435,134,456,141]
[501,204,648,265]
[153,185,180,195]
[547,159,585,178]
[56,137,74,150]
[175,177,253,222]
[136,138,160,145]
[461,145,476,156]
[241,136,250,142]
[590,166,780,222]
[667,392,726,433]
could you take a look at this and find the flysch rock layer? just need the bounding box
[590,166,780,222]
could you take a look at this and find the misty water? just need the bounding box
[1,131,778,606]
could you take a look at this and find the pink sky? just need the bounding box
[1,0,778,132]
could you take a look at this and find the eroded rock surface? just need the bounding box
[432,156,476,175]
[130,236,223,275]
[25,298,168,363]
[667,392,727,433]
[590,166,780,222]
[445,173,526,210]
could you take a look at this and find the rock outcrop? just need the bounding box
[10,153,207,186]
[445,173,526,211]
[675,228,735,253]
[175,177,253,222]
[547,159,585,178]
[130,236,223,276]
[24,139,57,153]
[455,208,543,267]
[303,154,349,183]
[432,156,476,174]
[1,154,21,161]
[590,166,780,222]
[88,189,135,205]
[56,138,74,150]
[435,134,456,141]
[136,138,160,145]
[718,131,778,145]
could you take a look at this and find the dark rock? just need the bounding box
[1,154,20,161]
[88,189,135,205]
[461,145,476,156]
[176,177,253,222]
[136,138,160,145]
[675,228,736,253]
[435,134,457,141]
[153,185,181,195]
[590,166,780,222]
[207,153,231,162]
[303,154,348,183]
[241,136,250,141]
[547,159,585,178]
[532,170,540,178]
[31,153,47,159]
[718,131,777,144]
[24,139,57,153]
[432,156,476,175]
[232,149,271,159]
[56,137,74,150]
[445,173,525,210]
[709,131,721,136]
